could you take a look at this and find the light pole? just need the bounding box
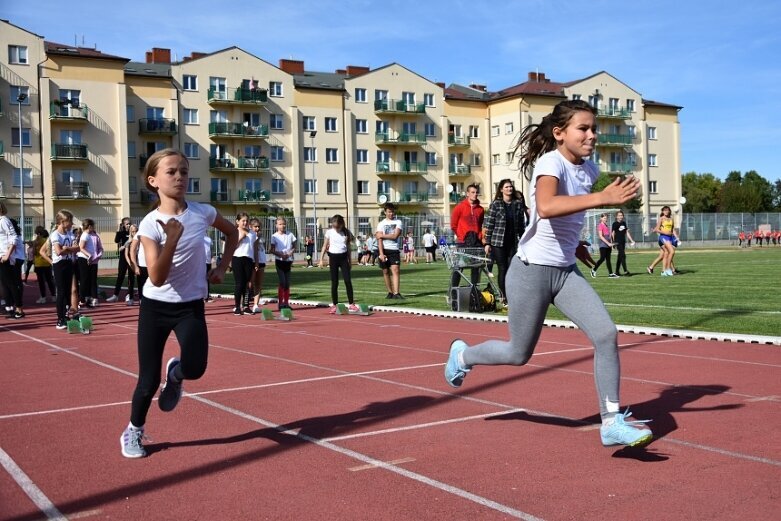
[309,130,317,262]
[17,92,27,241]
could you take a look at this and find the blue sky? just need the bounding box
[5,0,780,182]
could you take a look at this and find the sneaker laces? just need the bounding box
[125,428,149,448]
[613,409,651,427]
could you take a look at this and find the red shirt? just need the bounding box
[450,198,485,243]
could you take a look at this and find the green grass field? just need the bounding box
[101,247,781,337]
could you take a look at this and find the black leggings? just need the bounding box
[130,298,208,427]
[113,254,132,296]
[137,267,148,300]
[275,260,292,289]
[328,251,354,304]
[24,260,34,280]
[77,258,93,302]
[53,261,74,322]
[615,242,628,274]
[37,265,55,298]
[231,256,254,309]
[593,246,614,274]
[491,242,517,301]
[0,260,21,308]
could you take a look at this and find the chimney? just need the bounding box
[469,84,487,92]
[346,65,370,77]
[538,72,547,82]
[335,68,347,75]
[528,72,538,82]
[279,59,305,74]
[146,48,171,64]
[186,52,207,61]
[435,82,446,89]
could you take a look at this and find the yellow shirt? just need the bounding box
[659,218,674,235]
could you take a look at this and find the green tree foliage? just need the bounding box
[718,170,774,212]
[682,171,721,212]
[772,180,781,210]
[591,172,642,212]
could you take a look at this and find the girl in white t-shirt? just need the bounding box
[231,212,256,315]
[319,214,359,313]
[269,217,296,310]
[46,210,80,328]
[444,100,653,448]
[249,217,267,313]
[120,149,238,459]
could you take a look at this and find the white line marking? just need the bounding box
[0,446,66,521]
[349,457,416,472]
[0,400,132,420]
[745,395,780,403]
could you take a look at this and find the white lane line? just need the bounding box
[348,457,416,472]
[0,446,66,521]
[628,349,781,368]
[0,400,132,420]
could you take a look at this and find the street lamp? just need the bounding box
[17,92,27,241]
[309,130,317,262]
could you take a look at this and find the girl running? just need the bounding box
[120,148,238,459]
[319,214,359,313]
[444,99,653,447]
[269,217,296,310]
[651,205,679,277]
[231,213,256,315]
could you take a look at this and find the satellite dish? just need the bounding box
[679,196,687,205]
[378,194,388,204]
[447,185,454,193]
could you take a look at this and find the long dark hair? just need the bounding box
[493,178,522,201]
[514,99,597,180]
[330,214,354,242]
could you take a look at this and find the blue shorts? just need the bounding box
[658,235,678,247]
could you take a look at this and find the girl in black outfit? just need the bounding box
[107,217,132,302]
[481,179,528,304]
[611,210,635,276]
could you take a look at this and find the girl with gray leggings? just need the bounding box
[444,100,653,448]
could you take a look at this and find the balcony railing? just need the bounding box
[597,107,631,119]
[235,189,271,203]
[49,102,89,121]
[448,135,470,147]
[52,143,88,160]
[138,118,177,135]
[0,141,3,156]
[448,164,471,175]
[376,162,428,175]
[210,190,231,203]
[209,156,270,171]
[374,99,426,115]
[597,133,633,146]
[396,192,429,204]
[450,192,466,203]
[375,132,427,145]
[603,162,634,174]
[208,122,269,139]
[54,181,91,199]
[208,87,268,105]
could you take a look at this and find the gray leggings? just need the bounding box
[462,257,620,419]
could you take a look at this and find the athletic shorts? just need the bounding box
[378,250,401,269]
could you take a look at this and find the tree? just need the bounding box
[718,170,774,212]
[772,180,781,211]
[591,172,642,212]
[682,171,721,212]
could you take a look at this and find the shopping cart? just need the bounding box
[440,245,502,313]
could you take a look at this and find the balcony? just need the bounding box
[139,189,158,204]
[210,190,231,203]
[139,154,149,170]
[602,162,634,175]
[209,156,270,172]
[0,141,3,156]
[597,107,631,119]
[235,189,271,204]
[208,122,269,139]
[374,99,426,116]
[448,164,472,176]
[207,87,268,105]
[597,133,633,146]
[51,143,88,161]
[49,102,89,122]
[396,192,429,205]
[376,162,428,176]
[53,181,91,199]
[138,118,177,135]
[448,135,470,148]
[449,192,466,204]
[375,132,427,146]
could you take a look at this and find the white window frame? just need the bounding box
[426,152,437,166]
[327,179,339,194]
[492,154,500,165]
[270,113,284,130]
[183,142,199,159]
[304,147,317,162]
[271,178,286,193]
[649,154,658,167]
[471,153,481,166]
[647,127,657,140]
[304,179,316,194]
[324,117,337,132]
[505,122,514,134]
[128,141,136,158]
[491,125,500,137]
[375,89,388,101]
[355,88,367,103]
[627,99,635,112]
[8,45,28,65]
[187,178,201,194]
[11,128,32,147]
[183,75,198,91]
[10,86,30,104]
[648,180,658,194]
[469,125,479,138]
[269,81,283,97]
[424,123,436,137]
[303,116,316,131]
[357,180,369,195]
[183,108,199,125]
[12,168,33,188]
[355,119,367,134]
[271,146,284,162]
[424,93,435,107]
[356,149,368,163]
[325,148,338,163]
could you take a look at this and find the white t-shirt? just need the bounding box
[0,216,17,257]
[517,149,598,267]
[50,229,75,264]
[137,200,217,302]
[234,230,256,258]
[77,232,96,261]
[325,228,350,254]
[270,231,296,262]
[255,236,267,264]
[376,218,403,251]
[203,236,212,264]
[423,232,435,248]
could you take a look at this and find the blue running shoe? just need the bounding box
[444,339,471,388]
[600,409,653,447]
[120,425,147,458]
[158,357,183,412]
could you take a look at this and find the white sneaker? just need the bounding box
[125,294,131,302]
[106,295,119,303]
[126,299,135,306]
[91,297,99,307]
[35,297,47,304]
[252,305,261,314]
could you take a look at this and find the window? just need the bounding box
[326,148,338,163]
[243,112,261,128]
[272,178,285,193]
[471,153,481,166]
[424,93,435,107]
[183,75,197,91]
[647,126,657,140]
[325,117,337,132]
[10,86,30,104]
[356,149,368,163]
[58,88,82,110]
[648,180,658,194]
[627,99,635,112]
[127,105,135,121]
[572,94,582,101]
[210,110,227,123]
[8,45,28,64]
[147,107,164,119]
[244,145,261,158]
[327,179,339,194]
[183,108,199,124]
[376,150,390,163]
[649,154,658,167]
[375,89,388,101]
[304,147,316,162]
[271,146,284,162]
[628,126,637,139]
[424,123,436,137]
[304,179,316,194]
[129,176,138,193]
[492,154,500,165]
[270,114,283,130]
[11,128,31,147]
[469,125,479,138]
[128,141,136,158]
[506,152,515,164]
[209,77,226,99]
[402,91,415,105]
[491,125,500,137]
[357,180,369,195]
[60,169,83,185]
[244,178,262,192]
[609,98,619,110]
[428,181,437,195]
[303,116,316,131]
[377,180,390,195]
[183,142,199,159]
[355,119,367,133]
[187,178,201,194]
[12,168,32,188]
[402,121,416,136]
[269,81,283,97]
[211,178,228,200]
[505,122,514,134]
[355,88,366,102]
[60,129,82,144]
[375,120,388,134]
[426,152,437,166]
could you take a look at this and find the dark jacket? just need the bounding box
[483,198,526,247]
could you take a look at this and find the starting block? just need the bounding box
[335,303,372,316]
[68,315,93,334]
[261,308,293,321]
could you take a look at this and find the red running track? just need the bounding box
[0,293,779,520]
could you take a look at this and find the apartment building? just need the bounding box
[1,18,681,236]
